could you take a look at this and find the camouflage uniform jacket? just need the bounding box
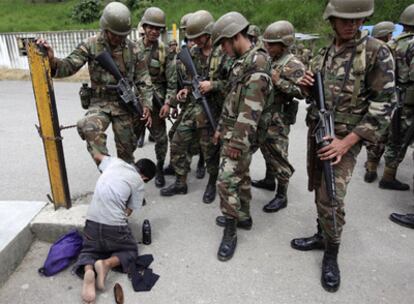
[218,46,273,153]
[52,31,153,115]
[308,30,395,143]
[136,38,177,103]
[172,45,232,127]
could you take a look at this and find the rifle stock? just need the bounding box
[95,51,143,116]
[177,46,217,130]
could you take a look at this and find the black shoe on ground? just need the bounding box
[251,178,276,191]
[154,172,165,188]
[217,218,237,261]
[215,216,252,230]
[364,170,377,183]
[379,179,409,191]
[263,195,287,213]
[196,164,206,179]
[291,233,325,251]
[321,244,340,292]
[389,213,414,229]
[202,183,216,204]
[160,182,188,196]
[163,164,175,175]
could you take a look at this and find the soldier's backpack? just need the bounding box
[38,229,83,277]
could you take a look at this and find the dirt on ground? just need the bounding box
[0,68,89,82]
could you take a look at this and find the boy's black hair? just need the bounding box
[135,158,156,181]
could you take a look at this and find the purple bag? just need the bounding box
[38,229,83,276]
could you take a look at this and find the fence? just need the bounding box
[0,29,175,69]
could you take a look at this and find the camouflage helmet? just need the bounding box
[323,0,374,20]
[180,13,193,30]
[247,25,261,37]
[141,7,166,28]
[186,10,215,39]
[372,21,395,38]
[212,12,250,45]
[400,4,414,26]
[100,2,132,36]
[297,43,305,50]
[262,21,295,46]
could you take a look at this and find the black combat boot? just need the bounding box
[137,129,145,148]
[321,242,340,292]
[160,175,188,196]
[154,161,165,188]
[263,182,288,213]
[364,161,378,183]
[291,220,325,251]
[379,166,409,190]
[251,167,276,191]
[163,163,175,175]
[215,216,252,230]
[202,174,217,204]
[196,154,206,179]
[217,218,237,261]
[389,213,414,229]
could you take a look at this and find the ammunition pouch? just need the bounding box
[334,112,363,126]
[79,83,92,110]
[282,99,299,125]
[403,86,414,106]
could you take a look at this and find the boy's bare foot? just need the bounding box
[82,269,96,304]
[94,260,110,290]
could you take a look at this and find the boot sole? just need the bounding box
[290,242,325,251]
[160,190,188,196]
[379,181,409,191]
[389,215,414,229]
[217,254,234,262]
[321,281,340,293]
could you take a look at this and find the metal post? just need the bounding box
[26,40,71,209]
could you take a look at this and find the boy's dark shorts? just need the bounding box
[73,220,138,278]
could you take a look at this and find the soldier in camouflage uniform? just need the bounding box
[134,7,177,188]
[378,5,414,191]
[36,2,153,165]
[161,10,232,204]
[363,21,395,182]
[251,21,305,213]
[292,0,394,292]
[212,12,273,261]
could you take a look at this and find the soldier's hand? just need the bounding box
[171,108,179,119]
[177,89,188,101]
[226,146,241,160]
[212,131,221,145]
[298,70,314,94]
[35,38,55,64]
[159,104,170,119]
[142,107,152,127]
[271,70,281,84]
[317,133,360,165]
[199,81,213,95]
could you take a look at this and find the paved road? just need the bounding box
[0,80,413,303]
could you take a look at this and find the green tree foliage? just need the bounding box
[71,0,101,24]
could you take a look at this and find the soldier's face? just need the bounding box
[265,42,285,59]
[144,25,162,42]
[331,17,364,41]
[106,31,126,47]
[192,34,209,48]
[220,39,235,57]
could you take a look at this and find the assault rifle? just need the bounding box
[312,71,338,237]
[177,45,217,130]
[95,51,143,116]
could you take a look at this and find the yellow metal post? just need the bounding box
[26,41,71,209]
[172,23,177,41]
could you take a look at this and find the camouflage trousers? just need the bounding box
[308,128,362,244]
[364,140,385,164]
[170,106,219,177]
[257,123,294,184]
[218,142,252,221]
[383,108,414,169]
[134,107,168,164]
[77,106,136,163]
